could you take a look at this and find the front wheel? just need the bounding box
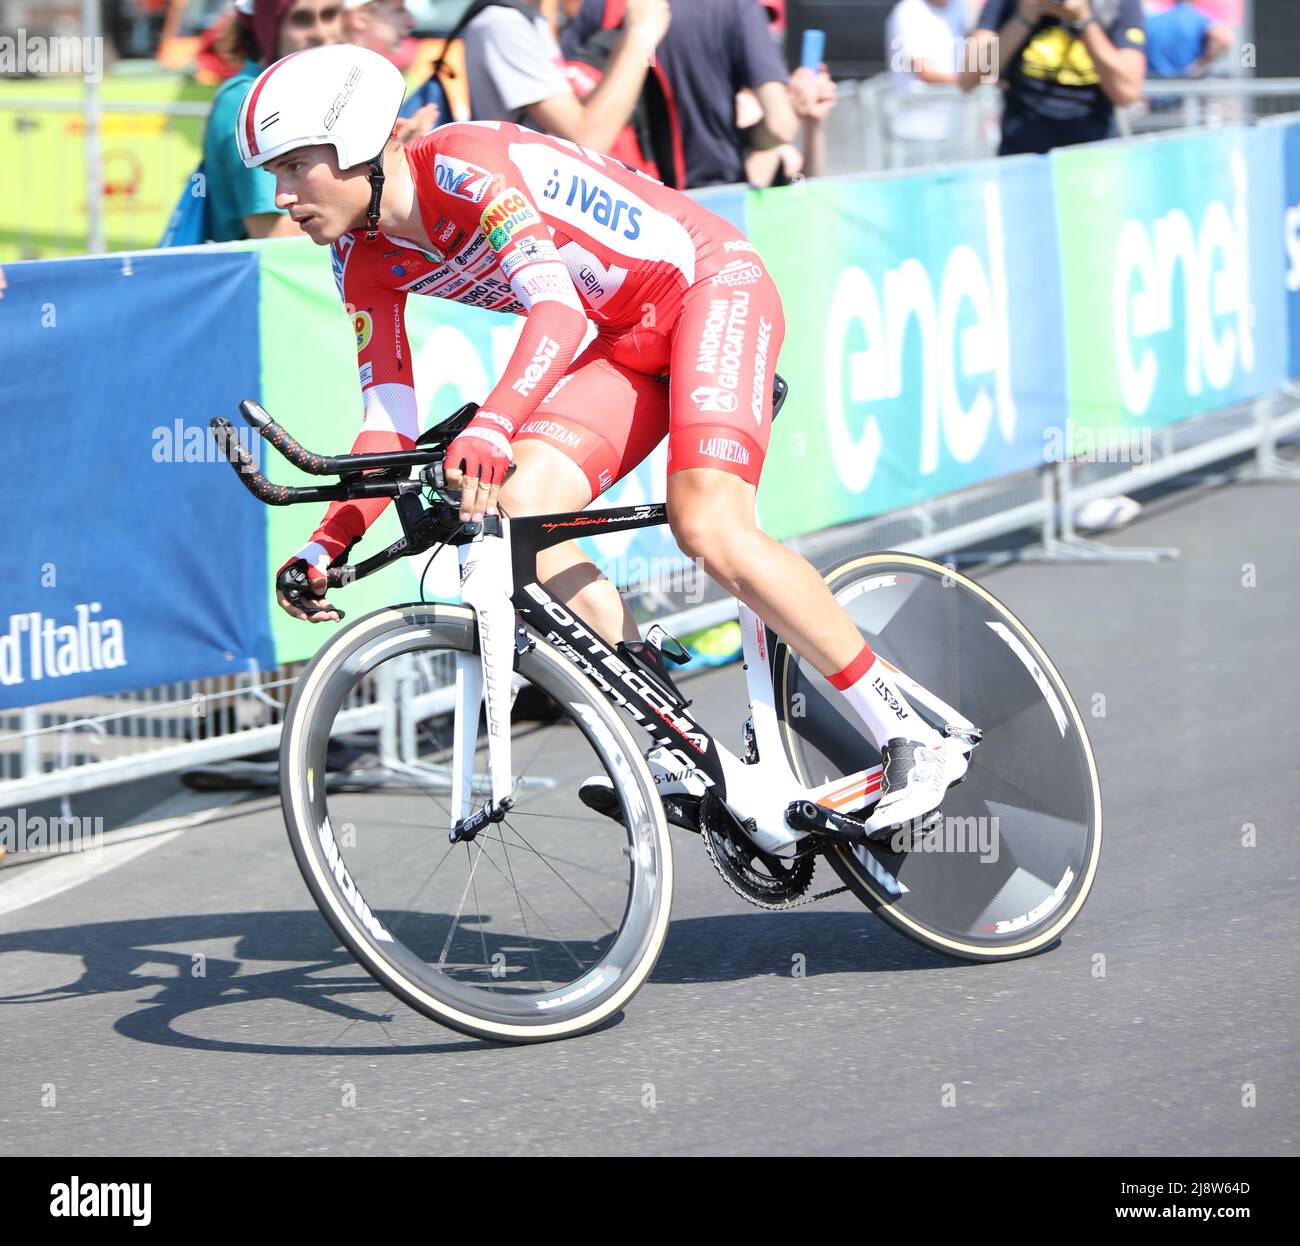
[772,553,1101,962]
[279,602,673,1042]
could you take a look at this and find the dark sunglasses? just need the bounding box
[286,6,341,28]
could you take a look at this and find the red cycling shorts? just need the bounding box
[512,241,786,498]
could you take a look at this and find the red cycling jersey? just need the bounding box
[297,120,784,571]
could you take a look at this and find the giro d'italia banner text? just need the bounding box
[746,156,1066,538]
[1052,125,1288,451]
[0,249,271,710]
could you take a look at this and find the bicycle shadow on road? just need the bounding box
[652,909,970,981]
[0,908,968,1055]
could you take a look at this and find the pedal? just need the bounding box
[944,723,983,748]
[864,807,943,849]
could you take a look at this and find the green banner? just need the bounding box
[1053,127,1287,455]
[747,157,1068,540]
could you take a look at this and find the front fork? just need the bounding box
[450,524,518,841]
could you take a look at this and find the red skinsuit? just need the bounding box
[306,121,785,566]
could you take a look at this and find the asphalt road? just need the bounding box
[2,466,1297,1156]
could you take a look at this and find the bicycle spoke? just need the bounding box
[469,825,629,881]
[498,833,544,992]
[466,841,492,982]
[382,835,462,940]
[436,838,488,971]
[501,815,620,931]
[465,834,589,975]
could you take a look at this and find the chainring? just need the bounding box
[700,796,819,910]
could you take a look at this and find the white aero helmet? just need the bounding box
[235,43,406,172]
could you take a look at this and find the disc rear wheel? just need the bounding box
[773,554,1101,961]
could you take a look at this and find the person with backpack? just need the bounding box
[345,0,443,140]
[199,0,345,242]
[407,0,671,160]
[563,0,799,190]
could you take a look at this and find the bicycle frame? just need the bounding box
[453,503,974,858]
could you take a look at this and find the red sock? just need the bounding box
[828,641,875,690]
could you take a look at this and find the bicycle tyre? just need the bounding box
[279,602,673,1042]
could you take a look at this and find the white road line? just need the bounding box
[0,797,259,919]
[0,832,182,918]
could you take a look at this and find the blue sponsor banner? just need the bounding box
[1284,119,1300,380]
[0,250,272,709]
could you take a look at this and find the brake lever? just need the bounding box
[425,459,517,497]
[277,560,346,621]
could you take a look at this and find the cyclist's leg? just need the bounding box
[665,271,941,753]
[664,273,858,669]
[498,440,637,645]
[505,344,669,646]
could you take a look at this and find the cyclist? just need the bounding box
[236,43,967,834]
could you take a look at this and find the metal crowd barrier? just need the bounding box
[1121,77,1300,138]
[5,77,1300,256]
[839,75,1300,173]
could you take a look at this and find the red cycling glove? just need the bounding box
[444,410,515,486]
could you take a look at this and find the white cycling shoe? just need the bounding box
[864,736,970,842]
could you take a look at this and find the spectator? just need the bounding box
[737,3,835,186]
[564,0,808,190]
[960,0,1147,155]
[1145,0,1232,79]
[887,0,964,162]
[201,0,343,241]
[945,0,983,34]
[207,6,260,79]
[343,0,441,141]
[460,0,671,154]
[344,0,413,57]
